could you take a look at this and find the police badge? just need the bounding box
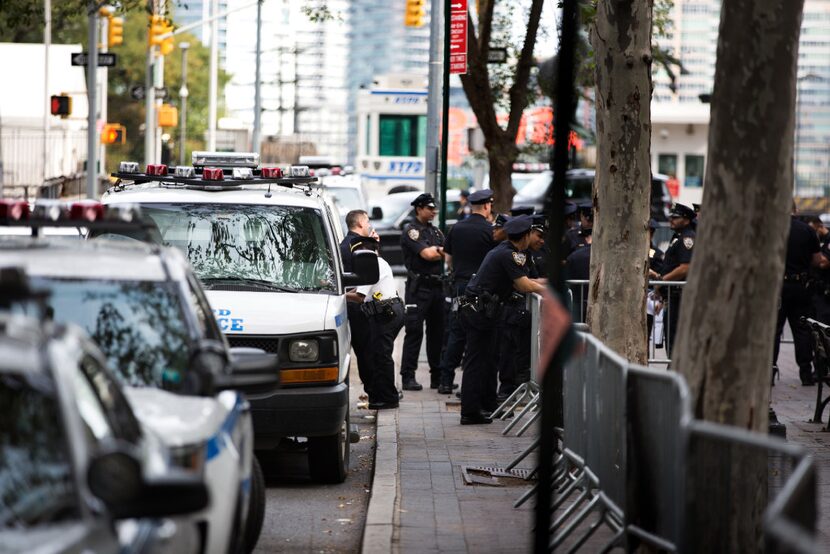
[683,237,694,250]
[408,228,420,241]
[512,252,527,266]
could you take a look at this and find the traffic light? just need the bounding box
[50,94,72,118]
[149,15,174,56]
[157,104,178,128]
[108,16,124,47]
[404,0,426,27]
[101,123,126,145]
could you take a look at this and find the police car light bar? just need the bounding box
[192,151,260,168]
[111,161,318,191]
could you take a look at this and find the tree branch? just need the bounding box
[477,0,495,61]
[505,0,544,140]
[460,13,504,145]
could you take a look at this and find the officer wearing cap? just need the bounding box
[436,189,496,393]
[564,216,591,322]
[457,189,471,220]
[651,203,696,355]
[399,192,446,391]
[459,215,546,424]
[351,236,404,409]
[511,206,535,217]
[564,202,579,230]
[564,201,593,257]
[493,213,509,242]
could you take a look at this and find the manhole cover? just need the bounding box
[461,465,536,487]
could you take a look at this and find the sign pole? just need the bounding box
[439,0,466,233]
[424,0,442,198]
[86,0,98,199]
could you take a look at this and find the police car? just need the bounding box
[0,205,278,553]
[101,153,379,483]
[0,274,205,554]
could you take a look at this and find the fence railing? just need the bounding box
[518,293,818,552]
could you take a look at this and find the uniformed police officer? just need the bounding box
[647,218,665,344]
[459,215,546,424]
[436,189,496,394]
[341,209,374,396]
[351,236,404,409]
[805,215,830,324]
[650,203,696,356]
[400,193,446,391]
[773,206,825,385]
[564,202,593,257]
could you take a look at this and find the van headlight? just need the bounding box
[289,339,319,362]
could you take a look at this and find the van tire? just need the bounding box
[244,457,266,552]
[308,413,350,484]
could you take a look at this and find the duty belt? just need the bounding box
[361,297,403,318]
[408,271,444,287]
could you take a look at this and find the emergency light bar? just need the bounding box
[110,161,318,191]
[192,151,260,168]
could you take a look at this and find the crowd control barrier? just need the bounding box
[508,293,819,552]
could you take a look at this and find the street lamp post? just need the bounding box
[179,42,189,165]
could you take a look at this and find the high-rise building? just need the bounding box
[172,0,228,68]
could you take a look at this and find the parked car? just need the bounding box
[0,209,277,554]
[369,189,462,275]
[511,169,673,221]
[0,298,206,554]
[102,153,380,484]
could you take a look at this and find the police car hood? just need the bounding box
[205,290,340,335]
[123,387,227,448]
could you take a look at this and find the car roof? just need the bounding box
[103,181,326,210]
[0,237,174,281]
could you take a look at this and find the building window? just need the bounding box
[658,154,678,178]
[685,155,705,187]
[378,115,427,157]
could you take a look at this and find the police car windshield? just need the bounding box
[138,204,337,292]
[30,278,192,390]
[0,374,80,528]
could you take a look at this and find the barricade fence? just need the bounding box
[522,293,818,552]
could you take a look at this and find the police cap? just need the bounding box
[493,213,510,227]
[411,193,437,208]
[469,189,494,205]
[531,214,548,232]
[460,189,470,198]
[669,203,695,220]
[511,205,535,216]
[504,214,533,235]
[577,201,593,214]
[564,202,578,216]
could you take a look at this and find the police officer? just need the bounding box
[351,236,404,409]
[400,193,446,391]
[647,218,665,345]
[650,203,696,356]
[773,206,824,385]
[341,209,374,396]
[437,189,496,394]
[459,215,546,424]
[564,202,579,230]
[564,202,593,257]
[457,189,471,220]
[493,213,509,242]
[805,215,830,324]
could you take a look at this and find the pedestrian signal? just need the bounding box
[101,123,126,145]
[405,0,426,28]
[50,95,72,118]
[149,15,174,56]
[108,16,124,47]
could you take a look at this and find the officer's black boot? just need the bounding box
[402,375,423,391]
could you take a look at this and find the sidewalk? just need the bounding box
[771,339,830,549]
[361,363,537,553]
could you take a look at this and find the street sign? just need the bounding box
[70,52,117,67]
[449,0,468,75]
[155,87,169,101]
[487,47,508,64]
[130,85,145,101]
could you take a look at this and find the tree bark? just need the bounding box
[587,0,653,363]
[673,0,804,549]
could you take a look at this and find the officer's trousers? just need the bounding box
[438,281,467,387]
[774,282,814,376]
[348,302,373,395]
[368,303,405,404]
[460,311,498,417]
[666,288,682,357]
[401,281,445,382]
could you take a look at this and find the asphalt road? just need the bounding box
[253,363,376,553]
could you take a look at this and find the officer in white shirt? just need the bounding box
[350,236,404,410]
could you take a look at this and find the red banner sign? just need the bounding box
[449,0,467,75]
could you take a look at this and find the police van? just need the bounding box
[102,153,379,483]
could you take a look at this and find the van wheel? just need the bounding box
[244,457,266,553]
[308,413,350,484]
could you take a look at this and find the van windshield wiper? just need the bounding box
[201,277,299,293]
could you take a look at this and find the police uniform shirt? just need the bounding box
[401,219,445,275]
[356,257,398,301]
[565,244,591,280]
[467,241,529,301]
[784,217,820,276]
[444,213,496,280]
[564,226,590,257]
[340,230,361,273]
[662,227,695,275]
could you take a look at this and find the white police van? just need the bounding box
[102,153,379,483]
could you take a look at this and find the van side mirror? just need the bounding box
[342,250,380,287]
[370,206,383,220]
[218,347,280,394]
[88,449,209,519]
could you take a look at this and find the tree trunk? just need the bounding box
[487,141,519,213]
[587,0,653,364]
[673,0,805,549]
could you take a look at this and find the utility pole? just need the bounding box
[144,1,156,165]
[207,0,219,150]
[425,0,442,197]
[98,8,111,181]
[438,0,450,233]
[43,0,51,185]
[155,0,167,162]
[179,42,189,164]
[252,0,263,154]
[86,0,98,199]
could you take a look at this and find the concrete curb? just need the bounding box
[361,409,399,554]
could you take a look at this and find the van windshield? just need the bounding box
[140,204,337,293]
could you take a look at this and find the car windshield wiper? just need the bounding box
[201,277,299,293]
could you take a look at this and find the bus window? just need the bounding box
[379,114,427,157]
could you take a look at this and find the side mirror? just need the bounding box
[370,206,383,220]
[88,449,209,519]
[216,347,280,394]
[342,250,380,287]
[187,340,229,396]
